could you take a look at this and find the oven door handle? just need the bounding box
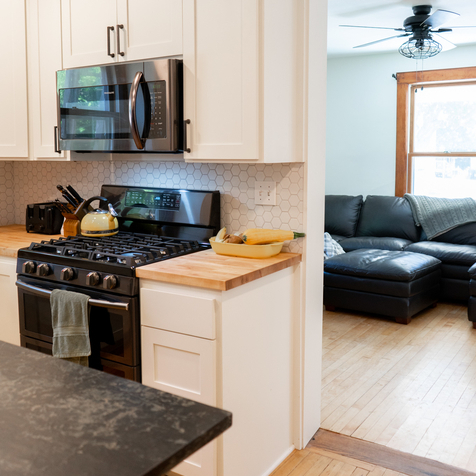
[15,281,129,311]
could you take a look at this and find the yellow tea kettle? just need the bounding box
[80,196,119,237]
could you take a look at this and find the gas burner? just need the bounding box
[25,232,206,270]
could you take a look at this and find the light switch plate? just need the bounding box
[255,181,276,205]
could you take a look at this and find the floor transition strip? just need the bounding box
[308,429,476,476]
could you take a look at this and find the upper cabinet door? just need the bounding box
[183,0,260,161]
[116,0,182,62]
[27,0,66,159]
[61,0,117,69]
[0,1,28,158]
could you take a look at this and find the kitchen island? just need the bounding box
[0,340,231,476]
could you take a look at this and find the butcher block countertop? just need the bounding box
[136,249,302,291]
[0,225,62,258]
[0,225,301,291]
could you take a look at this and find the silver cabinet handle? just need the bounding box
[54,126,61,153]
[117,24,124,56]
[107,26,115,58]
[129,71,145,150]
[184,119,191,153]
[15,281,129,311]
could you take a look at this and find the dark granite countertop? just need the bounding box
[0,341,231,476]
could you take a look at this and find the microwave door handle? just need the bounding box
[129,71,145,150]
[15,281,129,311]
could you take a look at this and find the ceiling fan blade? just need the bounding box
[340,24,406,31]
[353,33,410,49]
[433,33,457,51]
[421,9,460,30]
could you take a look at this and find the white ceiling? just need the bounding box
[327,0,476,57]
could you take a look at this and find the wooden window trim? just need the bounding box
[395,66,476,197]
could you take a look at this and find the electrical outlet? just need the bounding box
[255,181,276,205]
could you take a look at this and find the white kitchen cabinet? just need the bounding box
[0,1,28,158]
[141,265,299,476]
[183,0,305,163]
[27,0,67,160]
[0,257,20,346]
[61,0,182,69]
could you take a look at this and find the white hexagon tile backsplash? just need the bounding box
[8,160,304,253]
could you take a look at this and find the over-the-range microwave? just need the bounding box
[56,59,183,153]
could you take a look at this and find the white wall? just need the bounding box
[326,44,476,197]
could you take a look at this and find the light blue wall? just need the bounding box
[326,44,476,197]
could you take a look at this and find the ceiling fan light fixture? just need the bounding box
[398,37,442,59]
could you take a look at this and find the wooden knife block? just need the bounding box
[63,216,81,237]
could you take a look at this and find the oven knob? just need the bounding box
[36,263,50,277]
[103,275,118,290]
[86,272,101,286]
[22,261,36,274]
[60,267,75,281]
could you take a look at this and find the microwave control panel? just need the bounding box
[148,81,166,139]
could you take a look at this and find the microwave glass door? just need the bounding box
[59,81,166,142]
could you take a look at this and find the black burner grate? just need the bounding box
[26,232,204,268]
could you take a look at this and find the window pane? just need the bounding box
[412,156,476,198]
[413,84,476,153]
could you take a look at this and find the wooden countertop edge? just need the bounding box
[137,253,302,291]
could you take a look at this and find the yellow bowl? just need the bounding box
[209,237,284,259]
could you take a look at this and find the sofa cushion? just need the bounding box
[324,249,441,282]
[405,241,476,266]
[421,221,476,246]
[324,232,345,259]
[325,195,363,238]
[339,236,413,252]
[355,195,421,242]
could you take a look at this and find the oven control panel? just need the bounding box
[124,190,181,211]
[17,259,138,296]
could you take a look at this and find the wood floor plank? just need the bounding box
[270,450,311,476]
[309,429,476,476]
[319,304,476,473]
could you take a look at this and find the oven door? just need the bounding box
[16,276,140,378]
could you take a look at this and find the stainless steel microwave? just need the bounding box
[56,59,183,153]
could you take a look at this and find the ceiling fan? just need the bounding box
[340,4,475,59]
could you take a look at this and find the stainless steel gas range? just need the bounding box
[16,185,220,382]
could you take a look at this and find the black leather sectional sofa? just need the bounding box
[324,195,476,324]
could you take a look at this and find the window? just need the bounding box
[395,67,476,198]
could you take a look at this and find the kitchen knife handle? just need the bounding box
[129,71,146,150]
[54,126,61,153]
[67,185,83,203]
[117,24,124,56]
[184,119,191,153]
[107,26,115,58]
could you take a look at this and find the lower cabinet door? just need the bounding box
[141,326,217,476]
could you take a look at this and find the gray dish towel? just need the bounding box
[51,289,91,367]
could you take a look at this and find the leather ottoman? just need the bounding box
[324,249,442,324]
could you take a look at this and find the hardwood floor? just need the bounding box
[321,302,476,472]
[271,429,476,476]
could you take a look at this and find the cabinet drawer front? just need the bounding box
[141,289,216,339]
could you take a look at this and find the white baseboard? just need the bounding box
[262,445,295,476]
